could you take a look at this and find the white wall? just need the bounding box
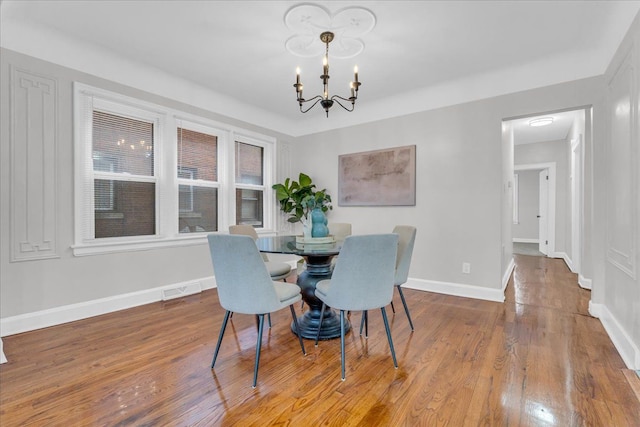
[513,170,540,241]
[594,12,640,369]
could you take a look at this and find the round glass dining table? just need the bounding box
[256,235,350,339]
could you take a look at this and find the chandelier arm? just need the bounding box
[331,95,356,112]
[299,96,324,113]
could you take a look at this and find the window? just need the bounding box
[74,83,276,255]
[91,110,156,239]
[235,141,265,227]
[177,126,219,233]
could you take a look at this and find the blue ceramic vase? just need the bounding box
[311,208,329,238]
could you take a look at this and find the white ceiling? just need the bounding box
[511,109,583,146]
[1,1,639,137]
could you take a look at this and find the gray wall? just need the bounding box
[0,49,605,314]
[291,77,604,293]
[0,48,293,320]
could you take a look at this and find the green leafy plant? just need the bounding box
[272,173,332,223]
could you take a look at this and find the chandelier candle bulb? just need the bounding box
[354,65,358,83]
[296,67,300,86]
[350,82,355,98]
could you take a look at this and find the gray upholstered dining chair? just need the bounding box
[328,222,352,240]
[229,225,292,281]
[207,234,306,388]
[360,225,418,336]
[314,234,399,380]
[390,225,417,331]
[360,225,417,337]
[327,222,352,269]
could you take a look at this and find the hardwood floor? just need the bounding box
[1,255,639,426]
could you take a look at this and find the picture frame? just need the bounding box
[338,145,416,206]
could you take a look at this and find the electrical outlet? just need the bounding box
[462,262,471,274]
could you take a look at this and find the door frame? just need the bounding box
[570,135,583,274]
[515,162,557,256]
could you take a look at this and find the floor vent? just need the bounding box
[162,282,202,301]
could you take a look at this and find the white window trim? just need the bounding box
[73,83,276,256]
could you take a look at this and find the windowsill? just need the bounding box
[72,227,283,256]
[72,234,209,257]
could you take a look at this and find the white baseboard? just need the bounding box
[578,274,592,290]
[589,301,640,370]
[513,238,539,243]
[0,276,216,338]
[547,251,573,270]
[588,300,601,318]
[404,277,505,303]
[502,258,515,292]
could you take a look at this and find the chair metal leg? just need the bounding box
[211,310,231,368]
[290,305,306,355]
[315,303,326,346]
[380,307,398,368]
[254,313,271,329]
[390,301,396,313]
[252,314,266,388]
[340,310,346,381]
[359,310,368,338]
[397,286,414,331]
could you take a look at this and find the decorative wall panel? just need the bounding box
[606,52,637,278]
[10,67,59,261]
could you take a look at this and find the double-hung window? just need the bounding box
[235,140,266,227]
[74,83,276,255]
[177,124,220,234]
[81,99,159,241]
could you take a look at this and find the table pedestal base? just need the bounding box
[290,255,351,339]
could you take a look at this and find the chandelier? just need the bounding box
[293,31,361,117]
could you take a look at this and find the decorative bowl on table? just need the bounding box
[295,235,335,244]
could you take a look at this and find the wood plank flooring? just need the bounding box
[1,255,639,426]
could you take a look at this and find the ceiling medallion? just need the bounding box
[284,4,376,59]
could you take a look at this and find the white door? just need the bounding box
[538,169,549,255]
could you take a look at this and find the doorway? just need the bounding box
[513,163,556,256]
[507,108,586,272]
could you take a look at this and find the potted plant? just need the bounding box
[272,173,332,237]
